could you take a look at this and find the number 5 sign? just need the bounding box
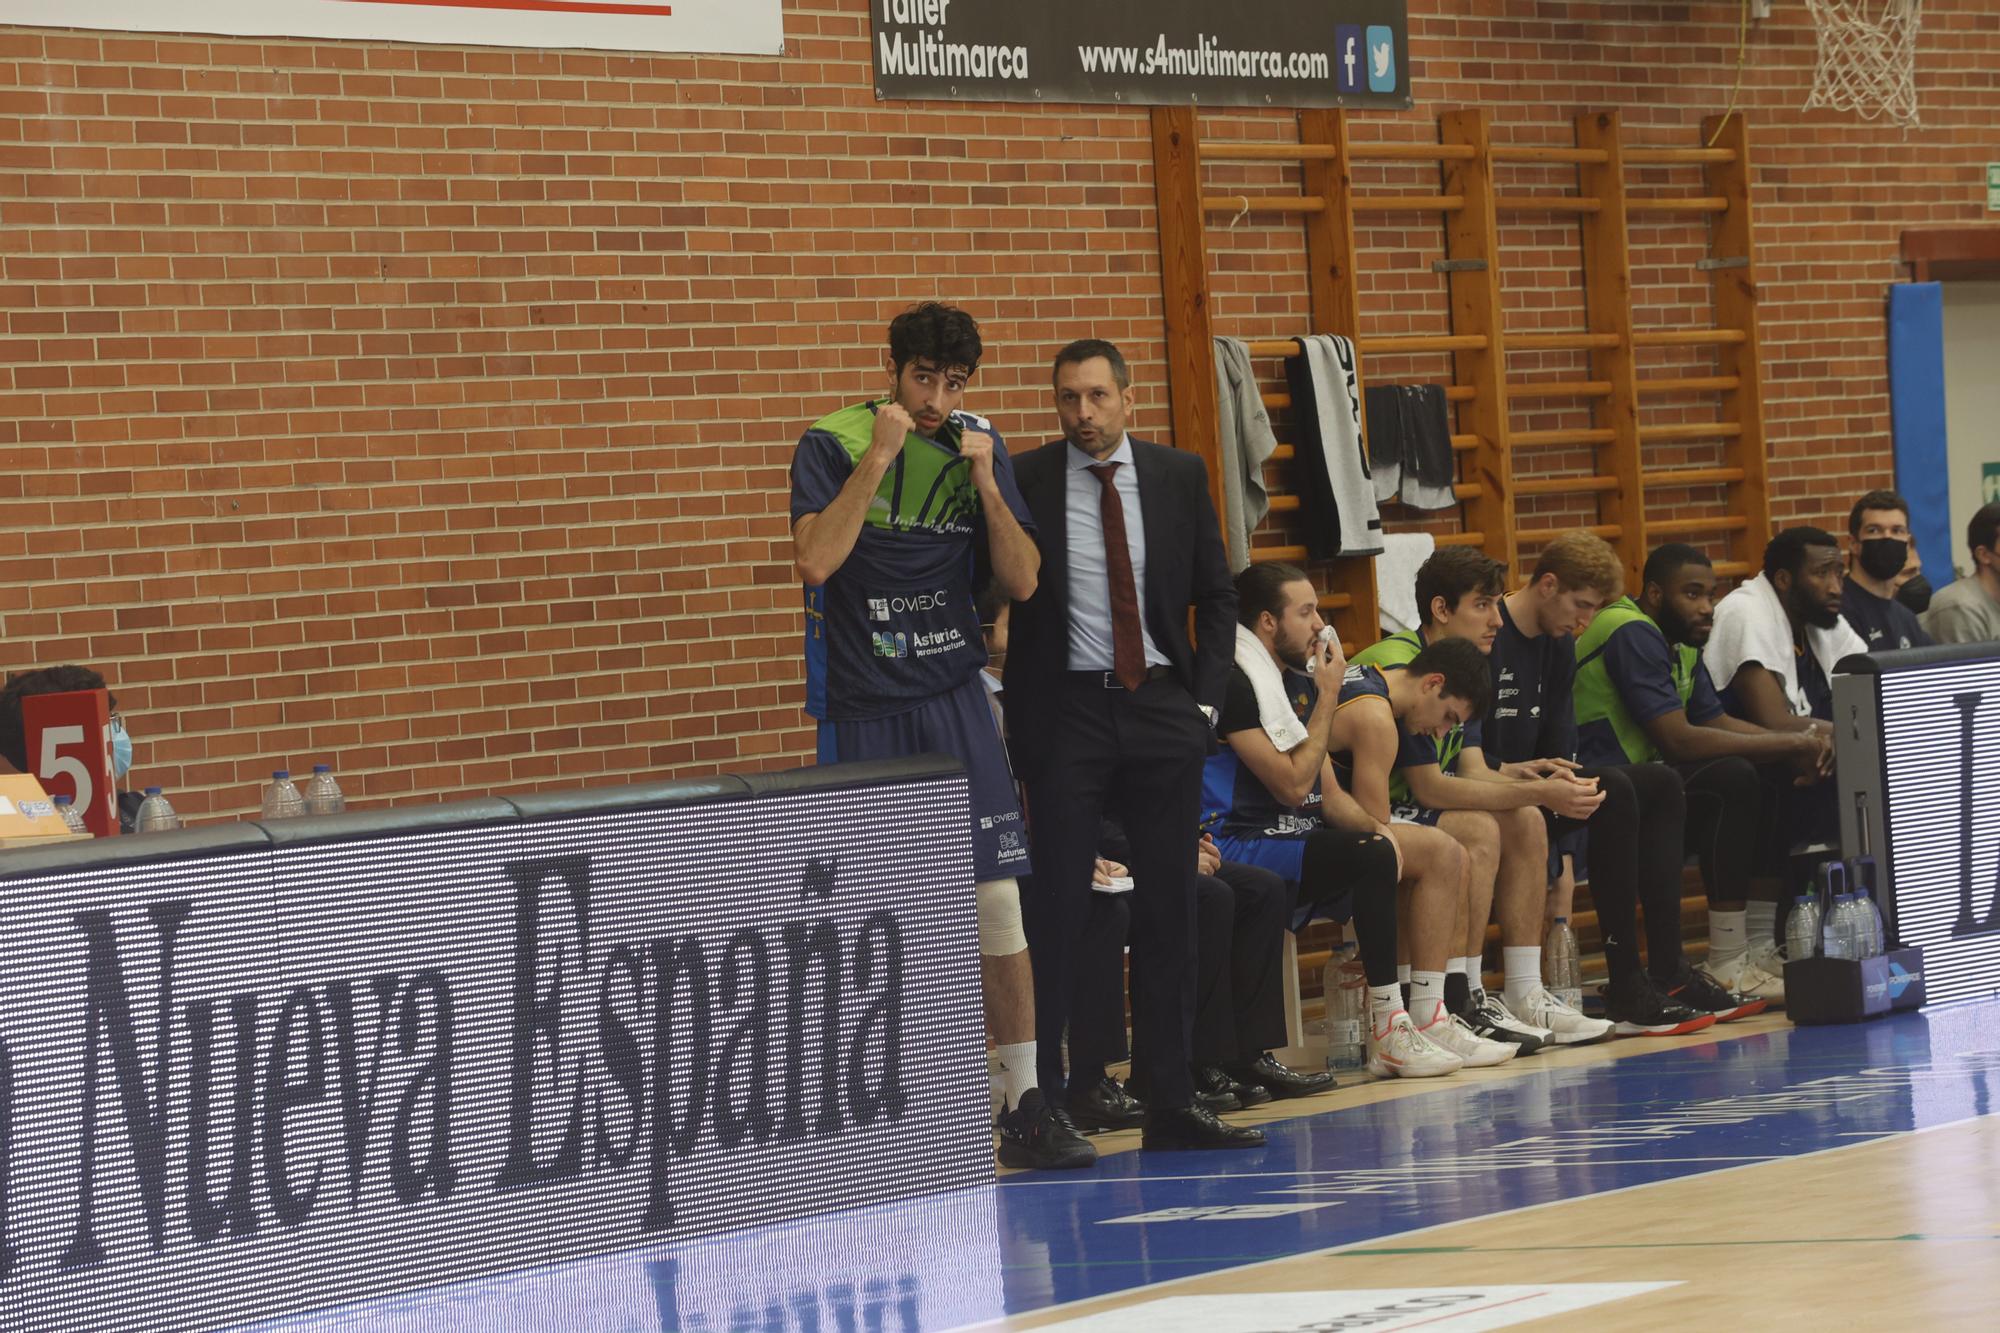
[21,688,119,837]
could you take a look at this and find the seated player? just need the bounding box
[1575,543,1836,1005]
[1482,533,1714,1038]
[0,665,139,828]
[1069,823,1332,1129]
[1842,489,1932,651]
[1703,526,1862,964]
[1202,562,1473,1078]
[1354,548,1607,1051]
[1920,501,2000,644]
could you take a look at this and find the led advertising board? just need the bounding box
[0,762,988,1332]
[1836,644,2000,1007]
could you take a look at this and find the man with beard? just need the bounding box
[791,303,1091,1170]
[1841,490,1933,651]
[1705,527,1862,950]
[1575,544,1835,1003]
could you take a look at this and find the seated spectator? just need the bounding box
[1575,543,1837,1005]
[1921,501,2000,644]
[1203,561,1491,1079]
[1842,489,1933,651]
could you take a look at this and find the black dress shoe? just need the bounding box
[1227,1052,1336,1100]
[1141,1104,1268,1151]
[997,1088,1098,1169]
[1194,1064,1272,1109]
[1067,1075,1148,1132]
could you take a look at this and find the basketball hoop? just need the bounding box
[1803,0,1922,127]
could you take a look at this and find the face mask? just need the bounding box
[1857,537,1908,582]
[110,719,133,778]
[1896,575,1933,615]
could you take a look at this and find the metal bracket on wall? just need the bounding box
[1697,256,1749,271]
[1432,259,1488,273]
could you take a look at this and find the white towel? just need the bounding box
[1298,335,1384,556]
[1375,532,1437,635]
[1704,571,1868,716]
[1235,622,1309,752]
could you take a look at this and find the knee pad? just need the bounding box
[975,877,1028,957]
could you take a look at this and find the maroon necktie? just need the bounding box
[1087,462,1147,691]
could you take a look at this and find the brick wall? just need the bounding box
[2,1,1995,817]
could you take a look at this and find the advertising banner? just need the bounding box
[0,768,989,1331]
[0,0,784,56]
[870,0,1411,109]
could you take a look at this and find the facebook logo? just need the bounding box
[1366,25,1396,93]
[1336,24,1363,93]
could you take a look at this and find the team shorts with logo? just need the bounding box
[817,673,1030,883]
[1389,803,1445,828]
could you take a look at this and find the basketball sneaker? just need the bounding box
[1664,963,1769,1022]
[1417,1010,1519,1067]
[1366,1010,1463,1078]
[1467,991,1550,1054]
[1603,971,1718,1037]
[1509,983,1614,1046]
[1703,949,1785,1005]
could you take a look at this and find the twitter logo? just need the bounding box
[1366,25,1396,93]
[1335,24,1362,93]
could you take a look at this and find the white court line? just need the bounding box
[951,1110,1998,1331]
[996,1154,1784,1187]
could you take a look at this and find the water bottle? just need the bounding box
[1821,893,1855,960]
[54,793,89,834]
[262,770,305,820]
[135,787,181,833]
[1320,944,1366,1071]
[1848,855,1887,957]
[1786,893,1822,962]
[304,763,346,816]
[1857,889,1886,959]
[1544,917,1582,1010]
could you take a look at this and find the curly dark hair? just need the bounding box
[887,302,983,377]
[1,664,113,773]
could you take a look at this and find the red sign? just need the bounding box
[21,689,119,838]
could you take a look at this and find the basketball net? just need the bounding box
[1803,0,1922,127]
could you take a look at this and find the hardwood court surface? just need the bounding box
[251,1000,2000,1332]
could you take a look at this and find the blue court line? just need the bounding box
[247,1000,2000,1332]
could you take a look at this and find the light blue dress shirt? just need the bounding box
[1064,436,1170,671]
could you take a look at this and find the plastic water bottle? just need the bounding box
[135,787,181,833]
[1856,888,1886,958]
[304,763,346,816]
[1841,894,1869,959]
[1321,944,1366,1071]
[1544,917,1582,1010]
[54,793,89,834]
[1822,894,1855,960]
[1786,894,1822,962]
[262,770,305,820]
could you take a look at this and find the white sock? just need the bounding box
[1746,901,1778,952]
[993,1041,1037,1112]
[1709,908,1748,967]
[1410,971,1446,1027]
[1397,962,1413,984]
[1368,984,1405,1030]
[1447,955,1471,978]
[1502,946,1543,1010]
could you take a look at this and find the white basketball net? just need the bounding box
[1804,0,1922,126]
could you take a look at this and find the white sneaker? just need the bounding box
[1417,1010,1518,1067]
[1510,985,1615,1046]
[1366,1010,1463,1078]
[1702,951,1785,1005]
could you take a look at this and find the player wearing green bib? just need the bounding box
[1574,543,1832,1005]
[1356,547,1611,1048]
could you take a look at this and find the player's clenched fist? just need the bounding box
[868,401,914,467]
[961,428,997,489]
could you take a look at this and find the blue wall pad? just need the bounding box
[1887,282,1954,587]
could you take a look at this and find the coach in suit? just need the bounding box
[1005,339,1261,1151]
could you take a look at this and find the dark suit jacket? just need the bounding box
[1003,436,1236,774]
